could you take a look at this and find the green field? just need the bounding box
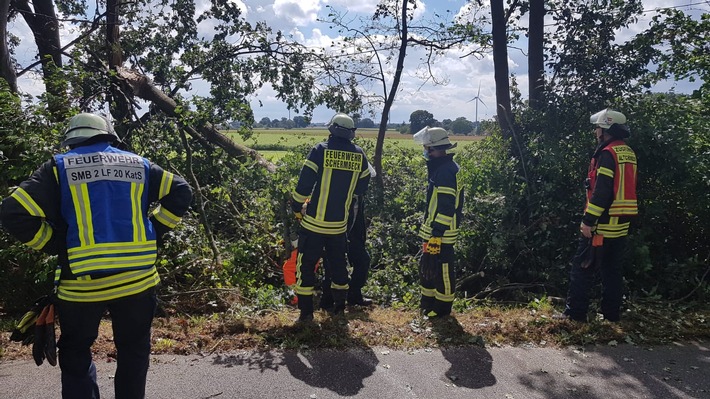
[225,128,482,160]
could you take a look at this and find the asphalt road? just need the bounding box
[1,342,708,399]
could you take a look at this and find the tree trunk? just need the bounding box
[490,0,513,139]
[14,0,68,121]
[106,0,131,142]
[0,0,17,92]
[117,67,276,173]
[373,0,408,190]
[528,0,544,111]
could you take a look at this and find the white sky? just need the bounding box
[9,0,707,124]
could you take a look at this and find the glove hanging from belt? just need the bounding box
[32,301,57,366]
[11,294,57,366]
[580,235,604,269]
[10,295,51,346]
[424,236,442,255]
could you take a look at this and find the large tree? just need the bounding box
[490,0,513,139]
[1,0,360,161]
[642,8,710,105]
[545,0,648,114]
[451,117,474,135]
[12,0,67,120]
[528,0,545,110]
[323,0,489,188]
[409,109,436,134]
[0,0,16,92]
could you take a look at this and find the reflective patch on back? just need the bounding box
[64,152,145,185]
[323,150,362,172]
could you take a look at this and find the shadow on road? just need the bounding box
[430,315,497,389]
[515,339,710,399]
[281,317,377,396]
[211,350,282,372]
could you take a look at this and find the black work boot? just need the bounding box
[296,295,314,323]
[331,289,347,316]
[420,295,435,316]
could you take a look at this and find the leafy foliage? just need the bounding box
[1,0,708,317]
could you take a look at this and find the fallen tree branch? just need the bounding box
[179,129,222,265]
[456,271,485,291]
[116,67,276,173]
[471,283,546,300]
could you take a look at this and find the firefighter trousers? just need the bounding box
[296,230,349,313]
[56,288,157,399]
[419,244,456,317]
[564,236,626,322]
[321,227,371,306]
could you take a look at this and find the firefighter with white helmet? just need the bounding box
[557,108,637,322]
[413,126,463,319]
[0,112,192,398]
[291,112,371,322]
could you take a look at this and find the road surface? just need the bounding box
[1,342,708,398]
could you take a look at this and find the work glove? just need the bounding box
[10,295,52,345]
[32,303,57,366]
[424,236,442,255]
[11,309,40,345]
[293,211,303,220]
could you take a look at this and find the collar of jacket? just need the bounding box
[591,138,623,159]
[426,153,454,171]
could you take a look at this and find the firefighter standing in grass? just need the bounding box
[0,113,192,399]
[320,177,375,310]
[291,113,370,322]
[414,127,463,319]
[559,109,637,322]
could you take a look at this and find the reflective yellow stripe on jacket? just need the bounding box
[57,267,160,302]
[67,241,158,275]
[9,187,54,250]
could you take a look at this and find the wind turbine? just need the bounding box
[467,82,486,134]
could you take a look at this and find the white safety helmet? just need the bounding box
[590,109,626,129]
[413,126,456,150]
[328,113,356,140]
[590,108,630,138]
[62,113,119,148]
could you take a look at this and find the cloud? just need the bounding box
[272,0,321,26]
[324,0,381,15]
[9,0,705,125]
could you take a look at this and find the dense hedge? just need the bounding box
[0,93,708,313]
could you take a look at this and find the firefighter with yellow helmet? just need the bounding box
[558,108,637,322]
[0,113,192,398]
[291,113,371,322]
[413,126,464,319]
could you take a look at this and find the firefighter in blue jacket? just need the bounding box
[414,127,463,319]
[0,113,192,399]
[291,113,370,322]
